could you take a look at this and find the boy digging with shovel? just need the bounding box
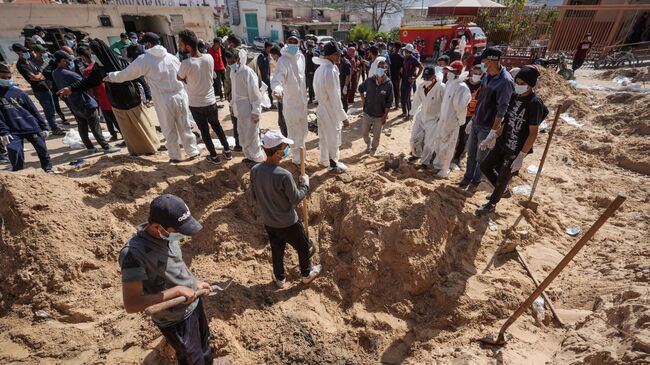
[119,194,214,365]
[251,130,321,288]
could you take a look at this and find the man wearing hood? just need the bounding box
[409,66,445,166]
[271,30,308,166]
[104,32,200,163]
[431,61,471,178]
[313,41,349,174]
[226,48,265,165]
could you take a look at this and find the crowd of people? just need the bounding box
[0,27,549,364]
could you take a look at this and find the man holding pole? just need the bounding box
[119,194,213,364]
[475,66,547,216]
[250,130,321,289]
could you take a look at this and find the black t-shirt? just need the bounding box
[16,59,50,92]
[498,92,548,154]
[446,49,462,62]
[389,52,403,78]
[339,58,352,88]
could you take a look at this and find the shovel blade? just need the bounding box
[477,332,512,346]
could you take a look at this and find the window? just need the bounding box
[317,29,327,35]
[276,9,292,18]
[98,15,112,27]
[314,9,324,17]
[341,14,349,22]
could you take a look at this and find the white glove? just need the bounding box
[272,87,283,100]
[102,75,111,83]
[510,152,526,173]
[251,114,260,123]
[465,120,472,134]
[479,130,498,151]
[300,174,309,187]
[342,87,348,96]
[0,134,13,146]
[40,130,50,139]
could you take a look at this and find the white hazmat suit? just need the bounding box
[271,46,308,165]
[230,51,265,163]
[313,57,348,169]
[432,72,471,177]
[410,74,445,165]
[106,45,199,161]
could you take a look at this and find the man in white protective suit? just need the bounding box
[313,41,350,174]
[104,32,199,163]
[409,66,445,167]
[432,60,471,178]
[270,30,308,166]
[226,48,265,165]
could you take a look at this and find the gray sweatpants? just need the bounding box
[361,113,384,152]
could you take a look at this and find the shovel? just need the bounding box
[300,148,309,238]
[478,194,625,346]
[144,277,234,317]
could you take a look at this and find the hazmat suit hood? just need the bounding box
[146,45,168,58]
[312,56,330,66]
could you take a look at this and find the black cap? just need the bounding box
[0,63,10,74]
[515,65,541,87]
[141,32,160,45]
[422,67,435,79]
[322,41,340,56]
[11,43,29,53]
[53,50,72,63]
[288,30,300,40]
[148,194,202,236]
[482,47,502,61]
[128,32,137,39]
[32,44,47,53]
[35,26,44,33]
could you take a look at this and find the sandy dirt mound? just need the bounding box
[595,66,650,84]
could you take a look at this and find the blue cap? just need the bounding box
[148,194,202,236]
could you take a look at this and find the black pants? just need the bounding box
[52,92,66,122]
[277,102,287,137]
[401,80,413,115]
[572,57,585,71]
[158,299,213,365]
[265,222,312,280]
[213,70,225,99]
[480,146,517,205]
[306,72,315,103]
[72,107,109,150]
[229,106,240,148]
[341,87,349,113]
[6,133,52,171]
[190,104,230,157]
[391,75,401,108]
[453,116,471,163]
[101,109,121,138]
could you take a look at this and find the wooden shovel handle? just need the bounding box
[144,289,209,317]
[300,148,309,237]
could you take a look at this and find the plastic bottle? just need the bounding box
[532,296,545,323]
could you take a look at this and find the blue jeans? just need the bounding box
[464,122,492,185]
[33,89,59,131]
[6,133,52,171]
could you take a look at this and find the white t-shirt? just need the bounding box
[32,34,45,45]
[177,53,216,107]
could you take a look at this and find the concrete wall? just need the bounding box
[0,3,215,62]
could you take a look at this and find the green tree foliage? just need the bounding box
[215,25,234,39]
[388,27,400,42]
[475,3,559,46]
[349,24,375,41]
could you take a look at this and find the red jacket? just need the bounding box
[208,47,225,71]
[83,63,111,111]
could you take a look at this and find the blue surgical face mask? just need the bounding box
[41,53,49,60]
[23,52,31,60]
[375,68,385,77]
[480,62,488,72]
[0,79,15,88]
[515,84,529,95]
[66,39,75,47]
[159,227,185,243]
[67,60,75,70]
[91,54,103,67]
[434,66,443,75]
[282,146,290,158]
[231,63,240,72]
[287,44,299,55]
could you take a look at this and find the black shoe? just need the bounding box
[206,155,222,165]
[103,146,121,154]
[110,135,119,142]
[242,158,254,164]
[407,155,419,162]
[485,189,512,200]
[169,159,182,163]
[188,153,200,161]
[52,129,67,136]
[233,145,243,152]
[457,179,471,188]
[223,150,233,160]
[465,183,480,193]
[217,104,225,109]
[158,145,168,152]
[475,203,496,216]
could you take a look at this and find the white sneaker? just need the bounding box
[450,162,460,171]
[301,264,322,284]
[274,277,286,289]
[336,162,348,172]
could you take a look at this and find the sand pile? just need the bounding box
[596,66,650,84]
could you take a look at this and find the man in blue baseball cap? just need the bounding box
[119,194,214,364]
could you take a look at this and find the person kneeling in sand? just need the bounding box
[250,130,321,288]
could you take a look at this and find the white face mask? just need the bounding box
[159,227,185,242]
[471,74,481,83]
[447,73,457,80]
[424,80,433,87]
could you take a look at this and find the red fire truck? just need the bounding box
[400,22,487,60]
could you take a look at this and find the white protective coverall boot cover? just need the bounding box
[231,49,265,163]
[313,57,348,168]
[411,73,445,164]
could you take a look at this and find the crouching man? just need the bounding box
[119,194,214,364]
